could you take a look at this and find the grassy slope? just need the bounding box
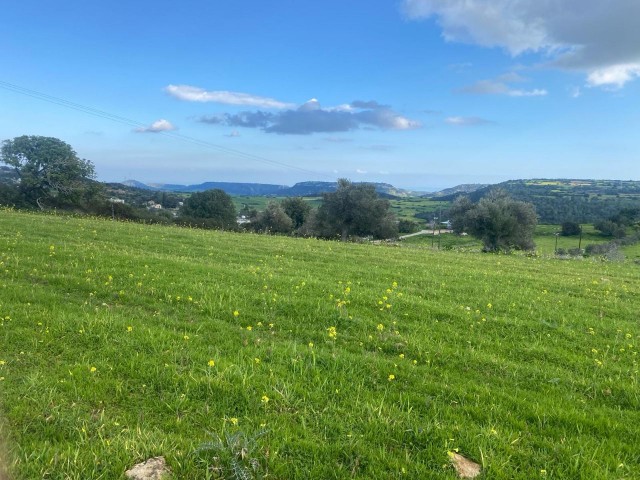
[0,210,639,479]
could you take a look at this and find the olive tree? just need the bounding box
[281,197,311,230]
[179,189,237,229]
[0,135,96,208]
[312,179,398,241]
[451,190,537,252]
[251,201,294,234]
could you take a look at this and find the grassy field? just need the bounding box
[0,210,639,479]
[400,224,640,260]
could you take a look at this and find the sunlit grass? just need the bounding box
[0,209,638,478]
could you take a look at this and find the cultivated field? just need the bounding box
[0,210,638,479]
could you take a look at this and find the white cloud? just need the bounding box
[403,0,640,87]
[445,116,493,126]
[356,169,368,174]
[165,84,293,109]
[587,64,640,88]
[134,119,176,133]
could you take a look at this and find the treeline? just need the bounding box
[435,180,640,224]
[0,136,400,241]
[180,179,399,241]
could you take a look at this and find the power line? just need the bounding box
[0,80,333,179]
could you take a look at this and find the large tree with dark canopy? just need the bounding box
[0,135,96,208]
[179,189,237,229]
[450,190,537,252]
[312,179,398,241]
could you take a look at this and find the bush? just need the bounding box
[398,219,420,234]
[561,221,581,236]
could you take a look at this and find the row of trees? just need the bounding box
[2,135,545,251]
[180,179,399,241]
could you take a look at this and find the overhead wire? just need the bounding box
[0,80,332,179]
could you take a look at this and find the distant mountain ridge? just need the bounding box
[121,179,419,197]
[426,183,489,198]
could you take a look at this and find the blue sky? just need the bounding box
[1,0,639,191]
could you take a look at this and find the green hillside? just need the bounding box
[0,210,638,479]
[433,179,640,224]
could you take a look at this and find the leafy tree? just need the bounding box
[0,135,96,208]
[312,179,398,241]
[610,207,640,227]
[251,201,293,234]
[398,219,420,234]
[449,196,474,234]
[561,221,582,236]
[594,219,626,238]
[451,190,537,252]
[281,197,311,230]
[179,189,237,229]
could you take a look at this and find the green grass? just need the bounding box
[1,210,639,479]
[389,198,449,222]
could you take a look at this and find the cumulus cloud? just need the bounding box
[165,84,293,109]
[586,64,640,88]
[134,119,176,133]
[402,0,640,87]
[445,116,493,126]
[198,98,421,135]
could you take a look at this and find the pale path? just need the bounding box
[399,229,449,239]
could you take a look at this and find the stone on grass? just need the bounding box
[450,452,481,478]
[125,456,170,480]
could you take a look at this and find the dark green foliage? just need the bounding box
[593,207,640,238]
[450,190,537,252]
[153,190,181,208]
[449,196,474,235]
[311,179,398,241]
[0,183,26,207]
[281,197,311,230]
[594,220,626,238]
[436,179,640,224]
[397,219,420,234]
[179,189,237,229]
[251,201,293,234]
[0,135,97,208]
[561,221,582,236]
[610,207,640,227]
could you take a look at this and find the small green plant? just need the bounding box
[196,429,269,480]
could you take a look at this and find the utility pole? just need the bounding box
[432,215,437,247]
[578,225,583,250]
